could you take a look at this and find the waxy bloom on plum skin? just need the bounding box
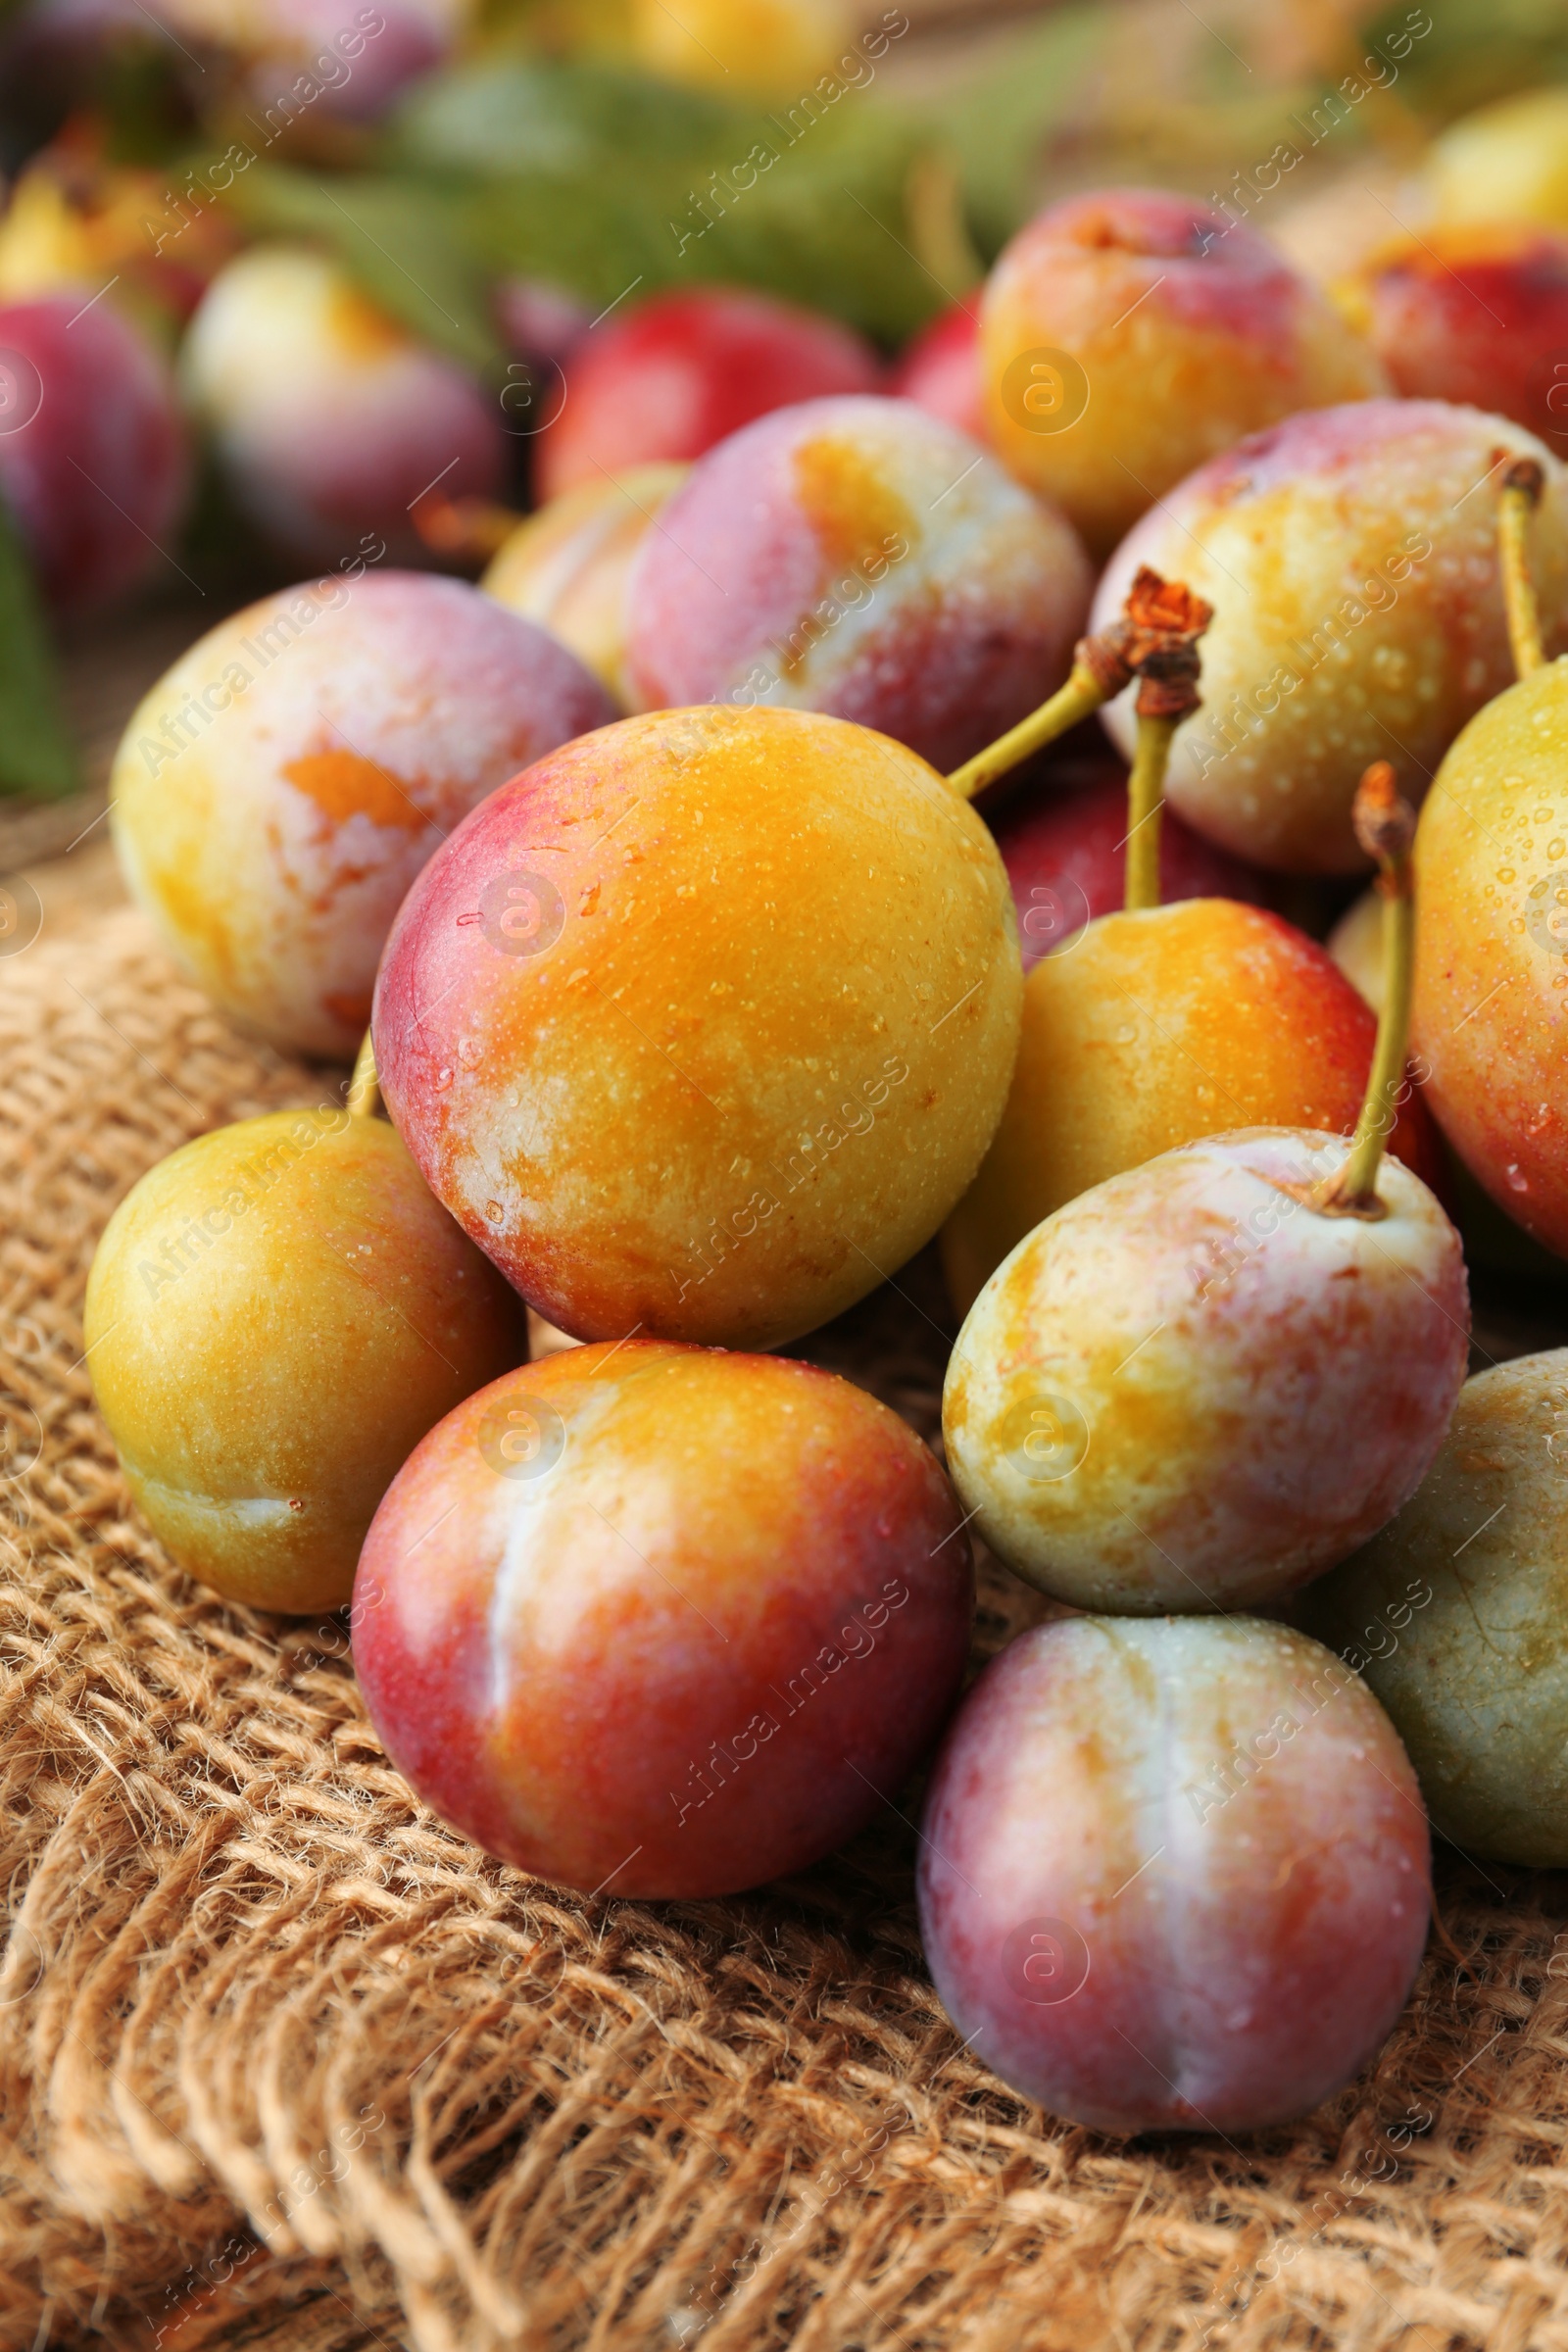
[1094,401,1568,872]
[918,1615,1431,2134]
[353,1342,976,1900]
[372,704,1023,1352]
[624,395,1092,774]
[944,1128,1469,1615]
[113,571,614,1060]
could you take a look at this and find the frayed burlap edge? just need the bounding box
[5,907,1568,2352]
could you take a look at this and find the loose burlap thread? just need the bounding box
[5,906,1568,2352]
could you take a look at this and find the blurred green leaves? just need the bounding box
[918,5,1103,254]
[1363,0,1568,120]
[0,489,75,799]
[222,18,1111,360]
[225,170,500,371]
[228,57,946,354]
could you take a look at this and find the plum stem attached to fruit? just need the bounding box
[1123,712,1177,912]
[1310,762,1417,1221]
[946,656,1119,802]
[947,565,1213,803]
[349,1031,382,1121]
[1123,621,1204,912]
[1496,453,1546,679]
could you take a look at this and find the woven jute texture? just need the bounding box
[7,906,1568,2352]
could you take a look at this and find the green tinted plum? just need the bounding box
[1305,1351,1568,1866]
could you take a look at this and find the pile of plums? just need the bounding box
[82,169,1568,2146]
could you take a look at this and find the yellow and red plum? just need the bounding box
[1339,224,1568,448]
[1410,662,1568,1256]
[84,1109,525,1615]
[481,465,690,711]
[917,1614,1430,2133]
[943,1130,1469,1612]
[537,286,880,502]
[353,1341,974,1898]
[942,900,1446,1314]
[112,570,614,1059]
[372,704,1023,1349]
[623,395,1091,772]
[1093,402,1568,871]
[181,245,505,564]
[1305,1352,1568,1866]
[981,187,1385,558]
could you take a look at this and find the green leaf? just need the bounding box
[233,46,945,354]
[222,169,502,373]
[453,110,941,341]
[391,56,753,178]
[892,4,1108,253]
[393,54,941,338]
[1363,0,1568,122]
[665,110,943,341]
[0,491,77,801]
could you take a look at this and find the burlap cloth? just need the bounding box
[6,903,1568,2352]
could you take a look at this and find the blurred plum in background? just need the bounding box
[889,303,986,444]
[181,244,504,564]
[536,285,882,503]
[0,290,188,610]
[1339,222,1568,453]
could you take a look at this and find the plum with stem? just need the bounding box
[372,702,1023,1351]
[1092,401,1568,872]
[943,599,1443,1314]
[990,744,1271,974]
[1410,457,1568,1256]
[943,764,1469,1612]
